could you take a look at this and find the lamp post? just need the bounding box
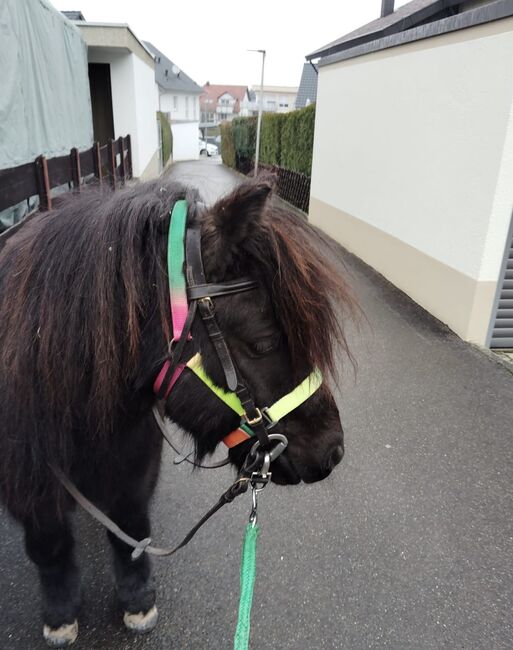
[248,49,266,177]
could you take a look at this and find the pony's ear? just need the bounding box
[209,181,272,243]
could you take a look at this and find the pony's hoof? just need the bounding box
[123,604,158,633]
[43,620,78,647]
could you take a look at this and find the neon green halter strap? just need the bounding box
[186,354,322,433]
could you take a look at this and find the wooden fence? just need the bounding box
[0,135,132,216]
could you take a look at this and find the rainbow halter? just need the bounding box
[153,200,322,457]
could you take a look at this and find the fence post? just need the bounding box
[117,136,126,184]
[70,147,81,192]
[35,155,52,211]
[126,135,133,180]
[93,141,103,184]
[108,139,116,189]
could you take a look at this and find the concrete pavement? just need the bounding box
[1,158,512,649]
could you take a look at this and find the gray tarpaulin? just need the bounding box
[0,0,93,226]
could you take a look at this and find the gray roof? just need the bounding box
[62,10,86,21]
[306,0,513,63]
[295,63,318,108]
[143,41,202,94]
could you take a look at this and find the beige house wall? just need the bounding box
[310,17,513,345]
[310,198,496,343]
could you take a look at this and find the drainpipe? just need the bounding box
[381,0,395,17]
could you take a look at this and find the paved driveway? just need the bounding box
[1,159,512,649]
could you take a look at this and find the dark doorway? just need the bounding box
[88,63,115,144]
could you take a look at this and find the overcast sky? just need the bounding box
[52,0,410,88]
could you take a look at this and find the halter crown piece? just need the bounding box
[153,200,322,453]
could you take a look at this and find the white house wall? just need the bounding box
[132,54,159,178]
[171,122,199,161]
[160,92,199,122]
[310,17,513,345]
[88,48,159,179]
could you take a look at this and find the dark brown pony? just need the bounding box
[0,177,355,646]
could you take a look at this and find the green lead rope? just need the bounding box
[234,523,260,650]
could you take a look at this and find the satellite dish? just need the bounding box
[171,65,180,76]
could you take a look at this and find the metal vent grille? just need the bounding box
[490,238,513,348]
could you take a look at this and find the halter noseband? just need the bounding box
[153,199,322,458]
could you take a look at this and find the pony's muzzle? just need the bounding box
[324,444,344,473]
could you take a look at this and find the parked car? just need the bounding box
[199,140,218,157]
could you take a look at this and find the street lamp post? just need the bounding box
[248,49,266,177]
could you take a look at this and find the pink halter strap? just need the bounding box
[153,200,190,399]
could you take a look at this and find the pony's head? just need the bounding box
[0,177,356,496]
[154,180,356,484]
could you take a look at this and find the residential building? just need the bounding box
[200,84,252,128]
[295,63,318,108]
[143,42,203,162]
[251,85,298,113]
[70,16,160,179]
[306,0,513,348]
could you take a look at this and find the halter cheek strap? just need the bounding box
[153,200,190,398]
[186,354,322,448]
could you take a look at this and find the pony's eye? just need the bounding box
[249,334,281,357]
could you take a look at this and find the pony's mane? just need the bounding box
[0,179,195,438]
[247,203,357,380]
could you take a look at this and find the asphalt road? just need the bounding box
[1,158,512,649]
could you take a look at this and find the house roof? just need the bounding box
[62,10,85,21]
[306,0,513,65]
[200,84,249,112]
[295,63,318,108]
[143,42,202,94]
[75,22,154,67]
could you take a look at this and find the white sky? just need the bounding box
[52,0,411,88]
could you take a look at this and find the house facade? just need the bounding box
[72,18,160,179]
[306,0,513,349]
[251,85,298,113]
[200,84,252,128]
[143,42,202,162]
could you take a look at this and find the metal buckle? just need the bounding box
[261,406,278,430]
[199,296,214,314]
[248,451,271,527]
[244,407,263,426]
[249,433,288,463]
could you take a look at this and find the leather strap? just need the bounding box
[50,463,250,561]
[186,226,240,392]
[154,301,197,399]
[187,279,257,300]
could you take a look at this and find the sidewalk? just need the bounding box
[1,159,512,649]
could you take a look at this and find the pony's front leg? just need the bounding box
[24,513,81,647]
[107,496,158,633]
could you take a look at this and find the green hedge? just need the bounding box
[157,111,173,165]
[281,104,315,176]
[260,113,285,167]
[220,105,315,176]
[232,116,257,162]
[220,122,236,169]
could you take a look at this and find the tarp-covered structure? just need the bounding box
[0,0,93,226]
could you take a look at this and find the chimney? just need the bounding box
[381,0,395,17]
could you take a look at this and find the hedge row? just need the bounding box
[221,104,315,176]
[157,111,173,165]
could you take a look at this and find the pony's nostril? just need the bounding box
[325,445,344,471]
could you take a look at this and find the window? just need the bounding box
[173,96,178,110]
[185,96,189,118]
